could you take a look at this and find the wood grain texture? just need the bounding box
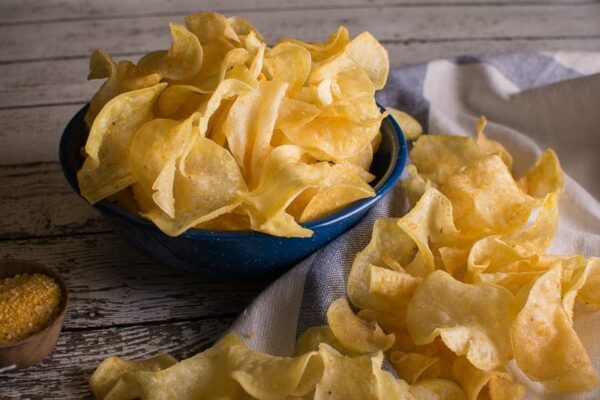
[0,0,589,24]
[0,163,107,239]
[0,232,268,328]
[3,39,600,165]
[1,5,599,63]
[0,318,233,400]
[2,39,600,110]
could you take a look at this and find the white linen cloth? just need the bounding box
[231,52,600,399]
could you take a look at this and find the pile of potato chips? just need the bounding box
[90,116,599,399]
[77,11,391,237]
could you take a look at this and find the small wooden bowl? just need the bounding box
[0,259,69,370]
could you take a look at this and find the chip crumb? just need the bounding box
[0,273,62,345]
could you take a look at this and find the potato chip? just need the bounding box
[128,114,196,217]
[511,265,598,391]
[295,325,355,357]
[264,43,311,96]
[224,80,288,185]
[475,116,513,170]
[239,145,330,237]
[90,353,177,400]
[138,23,202,81]
[348,219,417,314]
[441,155,536,236]
[143,136,247,236]
[410,135,483,185]
[387,108,423,141]
[282,115,380,163]
[578,258,600,309]
[508,192,558,251]
[314,344,380,399]
[407,270,515,371]
[451,357,524,400]
[344,32,389,89]
[390,351,440,384]
[327,297,395,354]
[298,164,375,222]
[227,16,265,42]
[397,188,461,275]
[156,84,208,119]
[373,368,413,400]
[279,26,349,64]
[78,83,167,204]
[409,379,467,400]
[85,53,162,127]
[518,148,564,197]
[331,67,375,100]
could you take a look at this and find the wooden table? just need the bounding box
[1,0,599,398]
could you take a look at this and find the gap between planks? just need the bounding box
[1,5,599,63]
[0,228,269,329]
[0,0,594,26]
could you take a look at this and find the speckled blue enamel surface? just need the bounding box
[60,105,407,278]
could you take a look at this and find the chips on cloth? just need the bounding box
[78,11,390,237]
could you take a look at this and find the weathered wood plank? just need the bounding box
[3,38,600,110]
[0,163,107,239]
[2,40,600,167]
[0,233,268,328]
[0,318,233,399]
[1,5,599,63]
[0,0,589,25]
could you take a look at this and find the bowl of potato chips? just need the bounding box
[59,12,407,277]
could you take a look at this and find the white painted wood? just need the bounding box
[2,39,600,110]
[0,0,587,24]
[0,232,267,328]
[1,5,599,63]
[0,318,232,399]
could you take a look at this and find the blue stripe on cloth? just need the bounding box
[453,53,582,90]
[377,63,430,133]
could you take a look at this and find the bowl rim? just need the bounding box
[0,260,69,351]
[60,104,407,239]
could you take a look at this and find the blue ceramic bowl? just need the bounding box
[60,105,407,278]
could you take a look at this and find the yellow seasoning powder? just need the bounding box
[0,273,62,345]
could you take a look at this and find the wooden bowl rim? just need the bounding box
[0,259,69,350]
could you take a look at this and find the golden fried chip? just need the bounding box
[390,351,440,384]
[282,115,380,163]
[298,164,375,222]
[397,188,460,275]
[509,192,558,251]
[90,353,177,400]
[275,97,320,132]
[343,32,389,90]
[295,325,354,357]
[279,26,349,64]
[410,135,482,185]
[143,136,247,236]
[348,219,417,313]
[156,84,208,119]
[239,145,330,237]
[387,108,423,141]
[78,83,167,203]
[224,80,288,185]
[327,297,395,354]
[518,148,564,197]
[128,114,196,217]
[85,54,162,127]
[227,16,265,42]
[441,155,536,236]
[314,344,380,399]
[578,258,600,309]
[264,43,311,95]
[409,379,467,400]
[451,357,524,400]
[475,116,513,170]
[511,265,598,391]
[138,23,202,81]
[331,67,375,99]
[407,270,515,371]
